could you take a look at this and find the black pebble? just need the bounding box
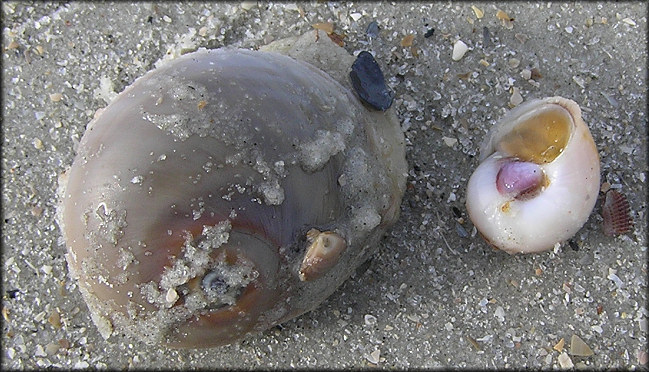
[424,28,435,38]
[349,51,394,111]
[366,21,380,38]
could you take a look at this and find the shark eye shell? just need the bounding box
[58,32,407,348]
[466,97,600,254]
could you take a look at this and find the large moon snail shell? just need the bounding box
[58,32,407,348]
[465,97,600,254]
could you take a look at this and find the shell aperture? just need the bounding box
[466,97,600,254]
[58,32,407,348]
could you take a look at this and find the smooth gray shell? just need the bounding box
[58,32,407,348]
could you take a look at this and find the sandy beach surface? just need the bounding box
[2,2,647,369]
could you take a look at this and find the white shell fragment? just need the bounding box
[558,352,574,369]
[58,32,407,348]
[452,40,469,61]
[465,97,600,254]
[570,334,594,356]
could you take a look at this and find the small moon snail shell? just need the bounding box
[58,32,407,348]
[465,97,600,254]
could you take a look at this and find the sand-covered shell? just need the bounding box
[57,32,407,348]
[465,97,600,254]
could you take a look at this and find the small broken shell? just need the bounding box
[465,97,601,254]
[569,334,594,357]
[58,32,407,348]
[299,229,347,281]
[601,190,632,236]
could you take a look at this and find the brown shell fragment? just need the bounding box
[312,22,334,34]
[327,32,346,47]
[601,190,632,236]
[496,9,514,29]
[400,34,415,47]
